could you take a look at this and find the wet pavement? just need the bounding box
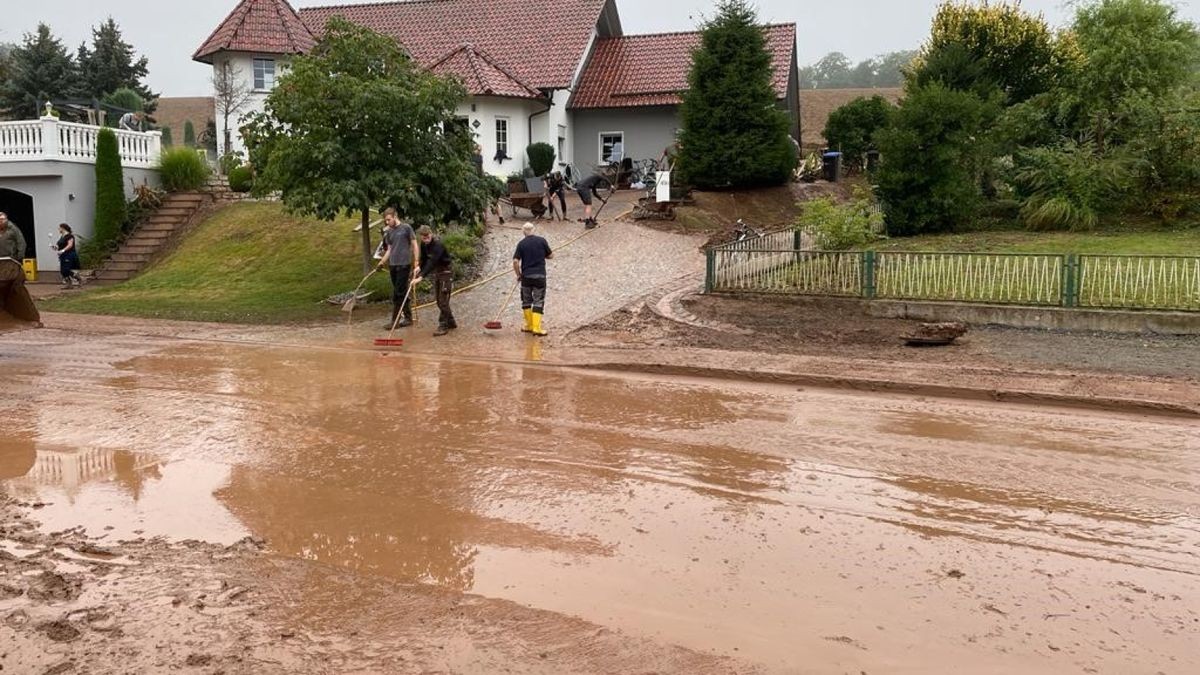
[2,328,1199,673]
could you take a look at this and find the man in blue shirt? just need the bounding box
[512,222,553,336]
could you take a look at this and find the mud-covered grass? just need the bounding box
[44,203,396,324]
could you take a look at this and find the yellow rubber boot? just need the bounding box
[522,308,534,333]
[531,312,547,337]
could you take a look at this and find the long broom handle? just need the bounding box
[492,279,520,323]
[386,280,417,340]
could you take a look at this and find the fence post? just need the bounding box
[704,248,715,293]
[862,250,876,299]
[1062,254,1078,308]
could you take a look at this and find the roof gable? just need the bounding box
[429,44,544,100]
[571,24,797,110]
[298,0,612,90]
[194,0,317,63]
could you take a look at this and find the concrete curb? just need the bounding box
[576,361,1200,419]
[866,300,1200,336]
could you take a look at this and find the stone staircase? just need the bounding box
[93,191,217,283]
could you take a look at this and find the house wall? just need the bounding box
[0,162,158,271]
[211,52,287,158]
[455,97,546,178]
[572,106,680,174]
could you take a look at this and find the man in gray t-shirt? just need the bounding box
[376,207,419,328]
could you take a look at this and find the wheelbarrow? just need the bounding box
[500,192,548,219]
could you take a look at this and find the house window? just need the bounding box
[253,58,276,91]
[494,117,509,160]
[600,132,624,164]
[557,124,567,161]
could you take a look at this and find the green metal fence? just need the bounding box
[706,237,1200,312]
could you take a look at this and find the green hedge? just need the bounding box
[93,128,126,252]
[228,165,254,193]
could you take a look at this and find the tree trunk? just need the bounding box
[360,208,373,274]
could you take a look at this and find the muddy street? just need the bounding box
[2,328,1199,673]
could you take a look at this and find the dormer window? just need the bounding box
[253,58,276,91]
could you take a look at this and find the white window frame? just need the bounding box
[494,117,510,159]
[599,131,624,164]
[557,124,567,161]
[253,58,276,91]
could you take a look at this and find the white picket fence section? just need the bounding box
[711,229,814,291]
[1079,255,1200,310]
[0,117,161,168]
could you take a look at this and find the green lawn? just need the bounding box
[46,203,395,323]
[874,225,1200,255]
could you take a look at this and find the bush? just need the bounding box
[219,151,244,176]
[1012,141,1133,230]
[875,83,1002,236]
[440,225,480,277]
[228,165,254,193]
[103,87,144,113]
[796,192,883,250]
[157,147,211,192]
[93,128,126,251]
[160,126,173,147]
[823,96,895,170]
[526,142,556,177]
[183,120,196,147]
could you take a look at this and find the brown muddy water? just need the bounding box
[2,329,1199,673]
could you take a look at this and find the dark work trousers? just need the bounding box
[389,264,413,321]
[433,270,456,329]
[548,187,567,217]
[520,276,547,314]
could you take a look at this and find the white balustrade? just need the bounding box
[0,116,161,168]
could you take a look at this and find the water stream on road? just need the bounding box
[2,334,1198,671]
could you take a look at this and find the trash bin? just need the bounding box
[822,152,842,182]
[865,150,881,173]
[22,258,37,282]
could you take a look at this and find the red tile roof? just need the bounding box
[298,0,610,90]
[570,24,796,110]
[194,0,318,63]
[428,44,544,100]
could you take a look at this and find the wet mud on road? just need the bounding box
[2,328,1199,673]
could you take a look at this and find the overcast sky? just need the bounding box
[2,0,1198,97]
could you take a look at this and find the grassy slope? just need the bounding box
[874,225,1200,255]
[48,203,394,323]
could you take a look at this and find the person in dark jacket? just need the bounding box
[411,225,456,336]
[53,223,85,287]
[544,171,567,221]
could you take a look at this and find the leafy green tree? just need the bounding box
[677,0,796,189]
[912,2,1074,104]
[812,52,854,89]
[75,19,155,108]
[875,83,1002,235]
[183,120,196,147]
[0,24,78,119]
[1072,0,1199,148]
[823,96,895,169]
[243,17,495,272]
[93,128,126,251]
[872,50,919,87]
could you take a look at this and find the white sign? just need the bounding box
[656,170,672,203]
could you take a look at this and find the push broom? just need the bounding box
[374,278,415,348]
[484,279,520,331]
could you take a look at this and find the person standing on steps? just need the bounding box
[513,222,553,336]
[53,224,85,287]
[575,174,610,229]
[0,212,26,263]
[411,226,456,337]
[376,207,419,329]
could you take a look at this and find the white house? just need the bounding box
[193,0,800,179]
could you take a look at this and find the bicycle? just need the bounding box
[733,219,761,242]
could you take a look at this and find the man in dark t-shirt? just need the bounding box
[512,222,554,336]
[575,174,610,229]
